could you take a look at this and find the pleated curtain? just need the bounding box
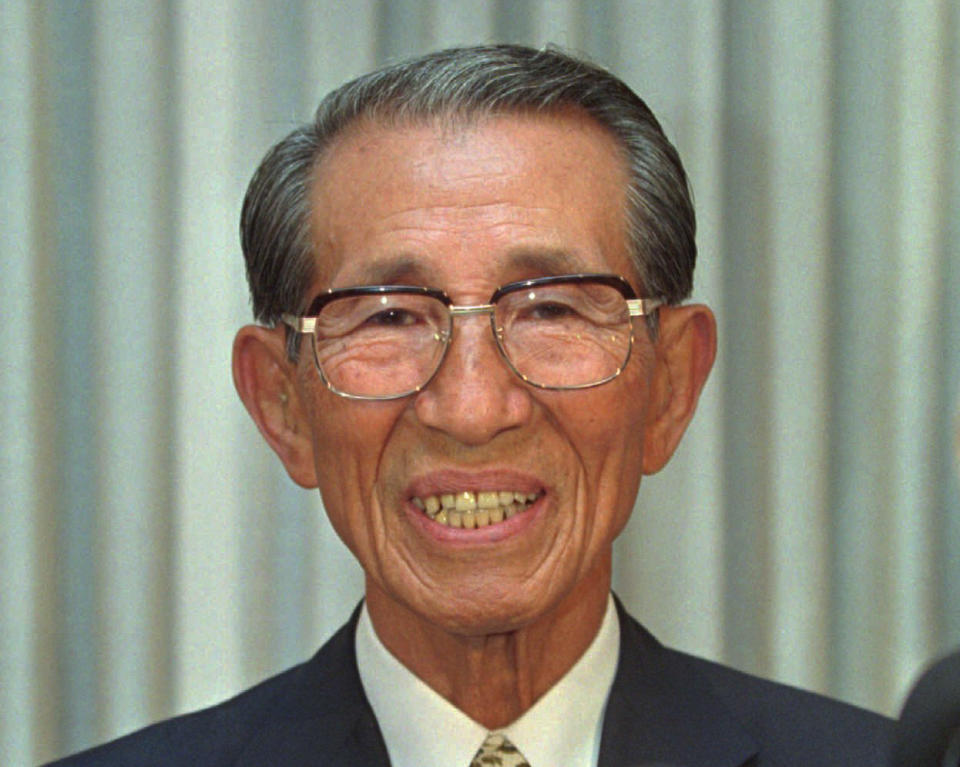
[2,2,958,763]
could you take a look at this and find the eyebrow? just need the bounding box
[344,256,427,286]
[502,247,591,277]
[344,247,592,289]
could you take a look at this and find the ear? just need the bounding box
[641,304,717,475]
[232,325,318,488]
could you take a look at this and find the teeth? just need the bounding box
[455,491,476,511]
[411,489,541,528]
[477,491,499,509]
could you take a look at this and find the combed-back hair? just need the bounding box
[240,44,696,357]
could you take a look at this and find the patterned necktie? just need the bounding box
[470,732,531,767]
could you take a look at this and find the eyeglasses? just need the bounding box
[281,273,663,400]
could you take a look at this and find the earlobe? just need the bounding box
[232,325,319,488]
[641,304,717,474]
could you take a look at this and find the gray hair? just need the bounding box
[240,44,695,357]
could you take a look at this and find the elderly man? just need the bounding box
[52,45,890,766]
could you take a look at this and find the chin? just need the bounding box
[399,575,569,637]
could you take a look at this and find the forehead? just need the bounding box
[307,109,633,290]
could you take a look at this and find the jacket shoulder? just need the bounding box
[677,649,894,764]
[609,599,894,766]
[48,669,295,766]
[44,614,371,767]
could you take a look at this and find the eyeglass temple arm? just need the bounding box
[626,298,664,317]
[281,314,316,333]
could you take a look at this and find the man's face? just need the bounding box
[295,110,662,636]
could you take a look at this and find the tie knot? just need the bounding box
[470,732,531,767]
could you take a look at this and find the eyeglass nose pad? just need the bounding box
[429,309,504,379]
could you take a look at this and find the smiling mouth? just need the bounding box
[411,490,541,528]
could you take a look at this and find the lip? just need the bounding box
[406,468,544,498]
[404,468,547,544]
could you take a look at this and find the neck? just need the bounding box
[364,554,612,729]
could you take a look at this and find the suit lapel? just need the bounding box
[232,603,391,766]
[599,598,758,767]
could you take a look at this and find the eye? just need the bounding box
[363,307,420,326]
[523,300,578,321]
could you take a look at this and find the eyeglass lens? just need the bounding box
[310,281,633,398]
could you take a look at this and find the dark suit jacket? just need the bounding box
[47,599,892,765]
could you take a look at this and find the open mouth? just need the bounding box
[411,490,541,528]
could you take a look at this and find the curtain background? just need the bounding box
[3,1,959,763]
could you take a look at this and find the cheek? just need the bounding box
[301,388,403,536]
[559,373,651,525]
[564,380,650,467]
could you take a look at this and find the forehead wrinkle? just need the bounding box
[374,200,559,228]
[328,205,578,286]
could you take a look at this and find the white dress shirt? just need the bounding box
[356,593,620,767]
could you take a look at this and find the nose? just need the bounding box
[413,314,533,446]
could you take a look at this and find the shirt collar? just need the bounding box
[356,593,620,767]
